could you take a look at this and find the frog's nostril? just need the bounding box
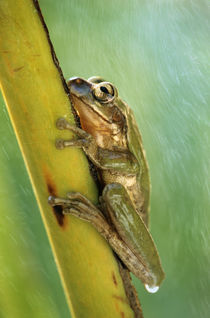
[68,77,83,85]
[75,78,82,85]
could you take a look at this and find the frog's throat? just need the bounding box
[71,93,112,125]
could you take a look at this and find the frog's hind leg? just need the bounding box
[48,191,154,287]
[102,183,164,289]
[49,192,144,317]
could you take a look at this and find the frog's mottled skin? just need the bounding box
[107,94,150,226]
[49,77,164,290]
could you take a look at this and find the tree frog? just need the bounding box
[49,76,165,292]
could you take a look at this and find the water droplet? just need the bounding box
[145,284,159,293]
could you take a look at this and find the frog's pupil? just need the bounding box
[100,86,109,94]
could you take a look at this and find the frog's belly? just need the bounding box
[101,170,136,187]
[101,170,144,216]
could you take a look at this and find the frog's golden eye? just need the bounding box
[92,82,117,103]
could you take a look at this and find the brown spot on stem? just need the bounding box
[13,66,24,72]
[112,272,118,287]
[47,181,56,196]
[120,312,125,318]
[112,295,129,305]
[43,167,67,229]
[52,205,66,227]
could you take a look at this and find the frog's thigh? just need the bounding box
[102,183,145,256]
[102,182,137,230]
[102,182,150,255]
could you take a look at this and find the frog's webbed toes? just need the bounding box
[67,192,104,218]
[48,195,72,207]
[48,195,89,218]
[67,192,97,209]
[48,192,104,221]
[63,199,106,226]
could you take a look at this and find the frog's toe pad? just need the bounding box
[55,139,65,149]
[56,118,67,130]
[48,195,57,206]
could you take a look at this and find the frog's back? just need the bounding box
[117,99,151,226]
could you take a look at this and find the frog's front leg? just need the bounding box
[55,118,93,149]
[48,191,154,288]
[55,118,139,175]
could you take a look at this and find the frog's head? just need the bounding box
[67,77,126,138]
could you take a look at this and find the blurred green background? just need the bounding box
[0,0,209,317]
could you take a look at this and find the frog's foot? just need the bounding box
[55,118,92,150]
[48,193,107,232]
[56,118,89,138]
